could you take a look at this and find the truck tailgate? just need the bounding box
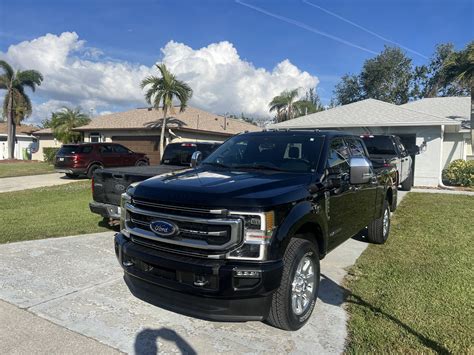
[93,165,185,206]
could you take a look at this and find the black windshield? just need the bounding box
[203,134,324,173]
[361,136,397,155]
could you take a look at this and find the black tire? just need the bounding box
[65,173,78,179]
[87,164,102,179]
[400,172,412,191]
[136,160,148,166]
[367,200,391,244]
[267,236,320,331]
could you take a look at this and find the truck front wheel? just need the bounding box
[267,236,320,330]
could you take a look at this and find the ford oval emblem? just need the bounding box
[149,220,178,237]
[115,184,125,192]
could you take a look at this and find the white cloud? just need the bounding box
[162,41,318,117]
[1,32,318,124]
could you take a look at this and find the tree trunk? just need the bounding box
[159,106,167,160]
[7,87,15,159]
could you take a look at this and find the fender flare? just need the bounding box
[271,200,329,259]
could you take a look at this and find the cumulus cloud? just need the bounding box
[162,41,318,117]
[1,32,318,124]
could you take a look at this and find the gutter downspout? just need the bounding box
[438,124,454,190]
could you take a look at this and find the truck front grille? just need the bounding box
[125,201,243,252]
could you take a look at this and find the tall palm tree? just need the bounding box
[0,60,43,159]
[50,107,91,143]
[442,42,474,149]
[270,89,300,122]
[269,89,319,122]
[141,64,193,159]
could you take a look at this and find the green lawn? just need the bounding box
[0,161,54,178]
[345,193,474,354]
[0,182,110,244]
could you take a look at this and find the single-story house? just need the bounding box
[0,123,39,160]
[270,97,471,187]
[31,128,61,161]
[69,106,260,164]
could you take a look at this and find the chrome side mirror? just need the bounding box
[190,151,202,168]
[350,156,372,184]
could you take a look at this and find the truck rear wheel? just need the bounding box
[367,200,391,244]
[400,172,412,191]
[267,236,320,331]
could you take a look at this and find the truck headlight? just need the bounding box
[227,211,275,260]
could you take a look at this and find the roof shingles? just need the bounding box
[75,106,260,135]
[271,98,460,129]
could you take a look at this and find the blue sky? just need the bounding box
[0,0,472,123]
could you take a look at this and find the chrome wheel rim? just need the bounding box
[291,256,315,315]
[383,208,389,237]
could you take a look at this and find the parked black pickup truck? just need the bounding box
[361,134,418,191]
[90,142,219,220]
[114,130,397,330]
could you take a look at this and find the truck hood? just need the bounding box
[132,167,314,209]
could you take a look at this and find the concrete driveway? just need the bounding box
[0,232,366,354]
[0,173,80,193]
[0,192,408,354]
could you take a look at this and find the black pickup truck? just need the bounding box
[361,134,418,191]
[90,142,219,220]
[114,130,397,330]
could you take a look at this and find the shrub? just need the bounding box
[442,159,474,187]
[43,147,60,163]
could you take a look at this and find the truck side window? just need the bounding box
[327,138,350,174]
[346,138,367,157]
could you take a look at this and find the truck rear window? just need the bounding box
[58,146,93,155]
[361,136,396,155]
[162,143,216,165]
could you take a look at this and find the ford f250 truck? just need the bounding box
[114,130,397,330]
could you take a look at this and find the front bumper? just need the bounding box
[115,233,283,321]
[89,201,121,219]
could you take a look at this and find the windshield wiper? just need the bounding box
[234,163,285,172]
[202,162,231,168]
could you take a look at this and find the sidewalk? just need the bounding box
[0,173,79,193]
[412,187,474,196]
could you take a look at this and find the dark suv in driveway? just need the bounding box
[54,143,149,178]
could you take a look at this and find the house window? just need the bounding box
[90,133,101,143]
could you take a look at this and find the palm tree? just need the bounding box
[0,60,43,159]
[269,89,321,122]
[141,64,193,159]
[442,42,474,149]
[50,107,91,143]
[269,89,300,123]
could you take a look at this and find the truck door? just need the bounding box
[325,138,354,249]
[394,136,411,182]
[345,137,379,233]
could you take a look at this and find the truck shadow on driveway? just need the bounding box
[134,327,197,355]
[319,274,449,354]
